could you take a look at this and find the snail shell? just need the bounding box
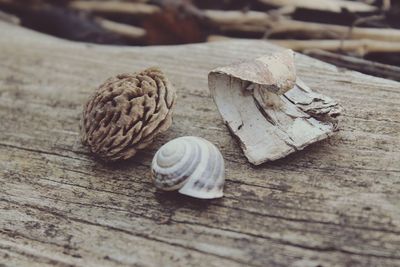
[151,136,225,199]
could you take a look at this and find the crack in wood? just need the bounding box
[0,198,261,267]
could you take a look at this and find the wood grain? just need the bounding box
[0,21,399,267]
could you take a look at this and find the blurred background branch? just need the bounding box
[1,0,399,80]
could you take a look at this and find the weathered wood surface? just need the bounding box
[0,21,399,267]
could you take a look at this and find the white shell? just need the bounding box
[151,136,225,199]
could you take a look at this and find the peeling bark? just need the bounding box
[209,50,341,165]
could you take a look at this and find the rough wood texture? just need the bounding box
[0,21,399,267]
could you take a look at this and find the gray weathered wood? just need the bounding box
[0,21,399,267]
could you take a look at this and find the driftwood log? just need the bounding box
[0,21,399,267]
[304,49,400,81]
[257,0,377,13]
[204,10,400,42]
[69,1,160,15]
[208,35,400,56]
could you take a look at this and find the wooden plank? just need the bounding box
[0,21,399,267]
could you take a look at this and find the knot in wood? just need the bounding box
[80,67,176,161]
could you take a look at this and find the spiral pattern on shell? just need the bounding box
[80,68,176,161]
[151,136,225,199]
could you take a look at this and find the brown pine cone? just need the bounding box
[80,68,176,161]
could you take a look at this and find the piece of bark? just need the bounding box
[257,0,377,13]
[209,50,341,165]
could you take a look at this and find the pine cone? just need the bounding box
[80,68,176,161]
